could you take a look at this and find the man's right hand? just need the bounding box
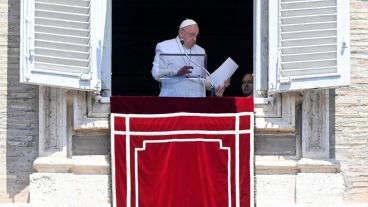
[176,66,193,76]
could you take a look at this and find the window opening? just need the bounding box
[112,0,253,96]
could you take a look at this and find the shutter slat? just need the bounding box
[35,55,89,67]
[281,7,337,17]
[35,17,89,29]
[281,14,336,24]
[35,25,89,37]
[282,29,337,39]
[36,0,90,7]
[35,47,89,59]
[281,67,337,77]
[281,51,336,62]
[35,63,88,74]
[282,0,307,2]
[36,2,89,14]
[282,22,336,32]
[282,36,336,47]
[282,0,326,2]
[35,32,90,44]
[281,59,337,69]
[36,40,89,52]
[35,10,89,22]
[281,44,337,54]
[281,0,336,10]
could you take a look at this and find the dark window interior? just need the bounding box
[112,0,253,96]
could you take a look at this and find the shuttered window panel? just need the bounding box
[280,0,338,78]
[34,0,91,75]
[20,0,107,91]
[268,0,350,93]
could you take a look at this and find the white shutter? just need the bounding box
[268,0,350,92]
[20,0,107,91]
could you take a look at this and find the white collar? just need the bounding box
[175,36,193,53]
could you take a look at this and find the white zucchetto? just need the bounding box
[179,19,197,29]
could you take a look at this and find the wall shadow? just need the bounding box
[329,89,336,159]
[6,0,39,202]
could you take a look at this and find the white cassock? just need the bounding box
[151,37,210,97]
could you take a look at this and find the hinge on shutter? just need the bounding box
[80,73,92,81]
[279,76,291,85]
[27,49,34,62]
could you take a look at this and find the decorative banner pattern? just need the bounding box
[112,112,254,207]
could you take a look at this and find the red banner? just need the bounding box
[112,111,254,207]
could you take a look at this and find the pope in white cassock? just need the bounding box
[151,19,228,97]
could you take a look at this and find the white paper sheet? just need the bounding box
[210,57,239,87]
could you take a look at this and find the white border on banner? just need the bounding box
[135,139,231,207]
[126,115,131,207]
[250,112,255,207]
[111,112,255,207]
[235,115,240,207]
[111,114,116,207]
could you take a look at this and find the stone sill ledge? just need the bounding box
[33,156,339,175]
[33,155,110,174]
[74,117,109,132]
[256,158,340,174]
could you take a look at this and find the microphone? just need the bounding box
[180,39,215,96]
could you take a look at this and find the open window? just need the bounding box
[111,0,253,96]
[19,0,351,158]
[20,0,111,92]
[20,0,349,96]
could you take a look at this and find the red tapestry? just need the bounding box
[111,97,254,207]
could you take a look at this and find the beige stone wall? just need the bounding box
[335,0,368,203]
[0,0,38,203]
[0,0,366,205]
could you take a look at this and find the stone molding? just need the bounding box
[33,155,110,174]
[256,158,340,174]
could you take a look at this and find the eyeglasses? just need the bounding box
[183,29,199,39]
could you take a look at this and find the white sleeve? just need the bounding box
[151,43,177,81]
[205,76,212,90]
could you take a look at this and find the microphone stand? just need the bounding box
[180,40,215,97]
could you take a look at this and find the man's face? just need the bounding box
[179,25,199,49]
[241,74,253,96]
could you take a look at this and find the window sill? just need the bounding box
[255,157,340,175]
[33,155,110,174]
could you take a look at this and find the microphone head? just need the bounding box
[180,39,184,45]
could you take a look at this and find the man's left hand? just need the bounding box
[215,78,231,97]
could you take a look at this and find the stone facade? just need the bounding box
[0,0,38,203]
[335,0,368,203]
[0,0,367,206]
